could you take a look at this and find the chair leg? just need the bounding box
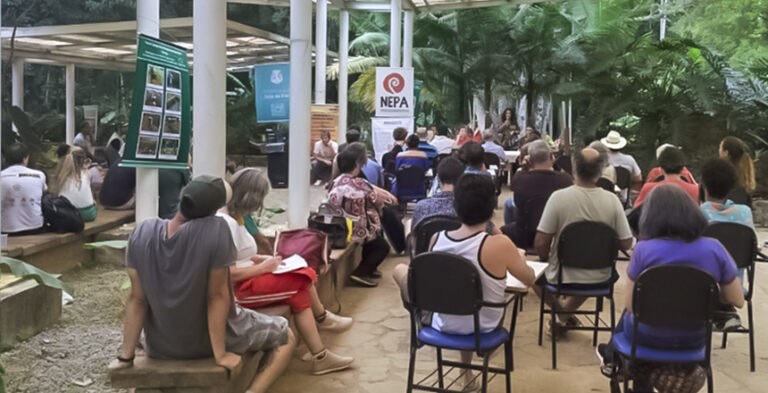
[505,341,512,393]
[748,300,755,372]
[481,355,490,393]
[538,293,545,346]
[721,331,728,349]
[407,346,417,393]
[706,362,714,393]
[551,301,558,369]
[593,297,602,346]
[436,347,445,389]
[610,296,616,333]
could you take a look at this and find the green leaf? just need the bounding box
[83,240,128,250]
[0,256,66,291]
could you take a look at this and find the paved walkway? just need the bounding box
[266,187,768,393]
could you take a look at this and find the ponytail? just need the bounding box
[737,153,756,193]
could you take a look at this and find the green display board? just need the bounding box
[122,34,191,169]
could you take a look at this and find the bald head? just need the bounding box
[573,147,605,184]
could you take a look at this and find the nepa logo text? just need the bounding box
[380,73,409,109]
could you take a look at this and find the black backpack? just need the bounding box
[41,194,85,233]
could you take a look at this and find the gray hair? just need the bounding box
[227,168,271,218]
[482,128,496,141]
[527,139,552,165]
[588,141,611,168]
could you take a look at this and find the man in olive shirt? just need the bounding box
[158,167,191,219]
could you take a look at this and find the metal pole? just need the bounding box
[11,59,23,132]
[314,0,327,104]
[65,64,75,144]
[403,10,413,68]
[660,0,668,40]
[389,0,401,67]
[338,9,349,144]
[136,0,160,222]
[193,0,227,177]
[288,0,312,229]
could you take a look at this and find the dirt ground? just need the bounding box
[1,263,128,393]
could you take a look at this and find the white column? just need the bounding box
[389,0,401,67]
[660,0,668,40]
[136,0,160,222]
[314,0,328,104]
[193,0,227,177]
[402,10,413,68]
[288,0,312,229]
[338,10,349,144]
[11,59,24,132]
[65,64,75,144]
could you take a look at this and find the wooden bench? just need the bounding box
[109,305,290,393]
[2,208,134,273]
[316,242,362,309]
[0,273,62,350]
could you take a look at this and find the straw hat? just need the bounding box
[601,130,627,150]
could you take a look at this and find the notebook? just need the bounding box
[506,261,549,291]
[273,254,309,275]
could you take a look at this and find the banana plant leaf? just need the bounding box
[83,240,128,250]
[0,257,65,291]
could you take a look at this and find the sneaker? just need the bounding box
[715,315,742,332]
[460,378,480,392]
[369,270,383,279]
[313,180,323,186]
[544,318,566,340]
[349,273,378,287]
[311,349,354,375]
[317,311,354,332]
[565,316,582,328]
[596,343,620,379]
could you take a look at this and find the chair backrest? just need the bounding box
[558,221,619,270]
[553,154,572,175]
[615,166,631,190]
[515,195,549,249]
[395,165,427,198]
[483,152,501,168]
[413,215,462,255]
[382,150,398,174]
[408,252,482,315]
[633,264,718,330]
[702,222,757,270]
[596,177,615,192]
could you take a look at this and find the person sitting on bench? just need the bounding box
[1,143,47,236]
[112,175,296,393]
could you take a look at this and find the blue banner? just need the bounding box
[252,63,290,123]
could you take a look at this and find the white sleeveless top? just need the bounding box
[430,231,507,335]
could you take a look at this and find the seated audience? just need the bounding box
[588,141,617,185]
[534,147,633,328]
[481,129,506,164]
[460,141,491,176]
[158,167,191,219]
[1,143,46,235]
[646,143,695,183]
[73,120,95,155]
[391,135,431,197]
[99,156,136,210]
[502,140,573,244]
[382,127,409,174]
[454,125,473,147]
[113,175,296,393]
[602,130,642,196]
[56,147,97,222]
[719,136,755,206]
[329,149,398,287]
[633,146,698,207]
[219,168,354,374]
[430,125,454,154]
[411,157,465,228]
[311,130,338,185]
[700,158,754,229]
[598,185,743,391]
[415,128,438,159]
[337,124,361,153]
[393,174,535,388]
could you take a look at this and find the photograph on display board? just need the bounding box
[162,115,181,136]
[166,70,181,91]
[159,137,180,160]
[144,88,163,110]
[136,135,159,158]
[147,65,165,88]
[140,112,162,134]
[165,92,181,113]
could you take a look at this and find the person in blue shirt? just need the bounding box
[415,128,438,159]
[700,158,755,229]
[459,141,491,176]
[481,129,506,164]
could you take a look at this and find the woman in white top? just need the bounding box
[218,168,353,375]
[393,174,535,386]
[55,147,97,222]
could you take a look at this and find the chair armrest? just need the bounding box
[480,293,517,309]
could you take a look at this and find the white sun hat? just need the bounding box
[601,130,627,150]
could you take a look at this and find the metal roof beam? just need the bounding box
[0,17,193,39]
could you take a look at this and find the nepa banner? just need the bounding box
[375,67,414,118]
[252,63,290,123]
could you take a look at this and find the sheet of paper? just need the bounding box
[273,254,309,275]
[506,261,549,291]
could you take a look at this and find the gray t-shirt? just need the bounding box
[537,185,632,284]
[127,216,237,360]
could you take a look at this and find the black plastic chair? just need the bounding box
[703,222,758,371]
[483,152,504,196]
[406,252,520,393]
[610,265,718,393]
[538,221,619,369]
[513,195,549,251]
[615,166,631,208]
[596,177,615,192]
[411,215,461,257]
[396,165,428,205]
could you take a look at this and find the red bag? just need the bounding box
[273,229,329,272]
